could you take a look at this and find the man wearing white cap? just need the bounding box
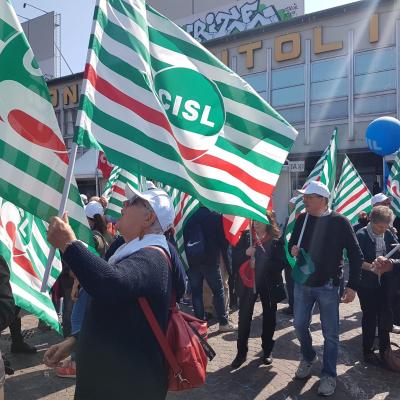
[371,193,391,208]
[45,185,183,400]
[288,181,363,396]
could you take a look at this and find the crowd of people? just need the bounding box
[1,179,399,399]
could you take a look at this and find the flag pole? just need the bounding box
[41,142,79,292]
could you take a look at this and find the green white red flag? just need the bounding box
[387,150,400,217]
[333,155,372,225]
[164,186,200,268]
[285,128,338,266]
[102,165,139,219]
[74,0,298,223]
[0,197,62,333]
[0,0,93,247]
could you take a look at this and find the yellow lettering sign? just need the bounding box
[50,88,58,108]
[275,32,301,62]
[238,41,262,69]
[369,14,379,43]
[314,26,343,54]
[63,84,79,106]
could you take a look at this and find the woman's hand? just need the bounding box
[47,212,76,252]
[71,279,80,303]
[291,245,299,257]
[43,336,76,368]
[246,246,255,257]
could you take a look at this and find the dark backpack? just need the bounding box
[184,223,206,266]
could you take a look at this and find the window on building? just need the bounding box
[272,65,304,89]
[311,99,348,122]
[355,47,396,75]
[311,56,348,102]
[354,69,396,95]
[312,57,348,82]
[242,72,267,94]
[277,105,305,124]
[355,93,396,116]
[63,108,78,138]
[271,65,304,107]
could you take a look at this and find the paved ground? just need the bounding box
[2,299,400,400]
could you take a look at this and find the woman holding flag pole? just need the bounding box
[231,212,286,369]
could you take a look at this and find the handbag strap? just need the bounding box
[138,246,187,384]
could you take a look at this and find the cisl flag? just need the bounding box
[74,0,298,223]
[0,0,92,246]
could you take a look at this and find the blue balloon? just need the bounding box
[366,116,400,156]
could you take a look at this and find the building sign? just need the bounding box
[288,161,305,173]
[178,0,304,43]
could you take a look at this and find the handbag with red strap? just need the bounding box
[138,246,215,391]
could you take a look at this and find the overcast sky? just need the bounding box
[12,0,362,76]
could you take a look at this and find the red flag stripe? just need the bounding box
[336,187,368,213]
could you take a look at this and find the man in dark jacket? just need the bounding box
[288,181,363,397]
[184,207,236,332]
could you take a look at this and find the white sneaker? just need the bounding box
[318,376,337,396]
[218,322,238,332]
[392,325,400,334]
[295,355,318,379]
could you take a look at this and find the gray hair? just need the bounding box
[147,218,163,235]
[370,205,394,225]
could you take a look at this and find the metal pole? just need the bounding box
[41,142,79,292]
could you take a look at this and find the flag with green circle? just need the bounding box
[74,0,298,223]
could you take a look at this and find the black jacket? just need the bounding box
[183,207,228,268]
[356,227,399,290]
[288,212,363,290]
[254,239,286,303]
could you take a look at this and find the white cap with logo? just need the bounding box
[371,193,390,206]
[298,180,330,198]
[125,183,175,232]
[85,201,104,218]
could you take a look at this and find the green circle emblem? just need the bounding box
[154,67,225,137]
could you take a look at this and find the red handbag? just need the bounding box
[139,247,214,391]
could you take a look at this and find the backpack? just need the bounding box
[184,223,206,266]
[139,247,215,391]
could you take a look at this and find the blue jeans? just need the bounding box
[187,264,228,325]
[293,282,340,377]
[71,289,90,335]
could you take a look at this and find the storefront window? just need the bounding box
[311,99,348,122]
[272,65,304,89]
[272,85,305,107]
[311,78,348,101]
[278,106,305,124]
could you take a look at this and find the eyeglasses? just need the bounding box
[303,194,324,200]
[123,196,153,212]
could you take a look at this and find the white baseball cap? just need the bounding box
[85,201,104,218]
[298,180,330,198]
[125,183,175,232]
[371,193,390,206]
[80,194,88,204]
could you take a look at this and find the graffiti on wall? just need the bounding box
[180,0,304,43]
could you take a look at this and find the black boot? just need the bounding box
[262,340,275,365]
[231,352,247,369]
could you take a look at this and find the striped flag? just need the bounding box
[0,198,61,333]
[102,165,139,219]
[223,215,250,247]
[0,1,93,246]
[333,155,372,225]
[285,129,338,266]
[387,150,400,217]
[74,0,298,223]
[164,186,200,268]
